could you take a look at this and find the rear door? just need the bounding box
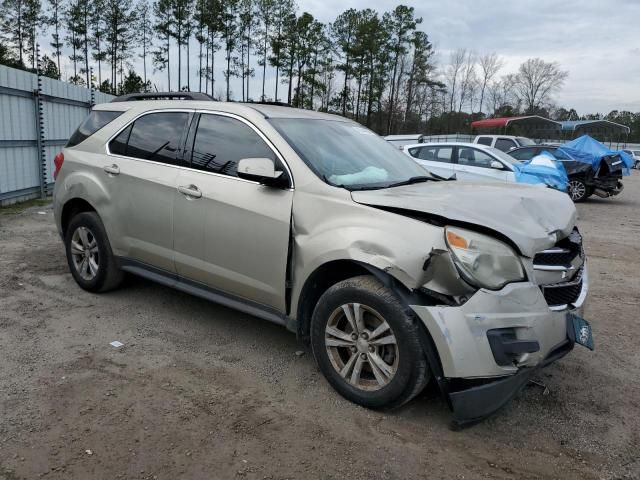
[106,110,192,272]
[172,112,294,311]
[406,145,456,178]
[455,146,510,183]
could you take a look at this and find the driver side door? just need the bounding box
[172,112,294,312]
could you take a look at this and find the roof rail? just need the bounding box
[245,101,291,107]
[111,92,214,102]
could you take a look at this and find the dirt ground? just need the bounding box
[1,174,639,480]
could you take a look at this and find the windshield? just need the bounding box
[269,118,430,190]
[485,147,520,166]
[517,137,535,146]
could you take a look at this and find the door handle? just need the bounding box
[104,164,120,175]
[177,184,202,199]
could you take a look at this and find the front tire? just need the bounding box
[310,275,430,409]
[65,212,123,292]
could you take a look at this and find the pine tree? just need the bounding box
[267,0,293,101]
[103,0,135,92]
[255,0,274,101]
[135,0,153,85]
[47,0,64,76]
[384,5,420,134]
[332,8,358,116]
[23,0,43,69]
[90,0,107,87]
[152,0,171,90]
[220,0,238,100]
[0,0,27,66]
[65,0,84,82]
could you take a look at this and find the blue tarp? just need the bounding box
[556,135,633,175]
[513,151,568,191]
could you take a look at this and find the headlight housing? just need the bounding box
[445,226,525,290]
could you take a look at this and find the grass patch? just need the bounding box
[0,198,52,215]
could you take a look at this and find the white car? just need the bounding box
[474,135,536,152]
[384,134,426,148]
[402,142,527,183]
[622,149,640,169]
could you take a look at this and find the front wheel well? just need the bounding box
[61,198,96,236]
[295,260,420,344]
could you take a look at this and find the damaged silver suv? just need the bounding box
[53,93,593,425]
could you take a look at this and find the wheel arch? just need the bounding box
[61,197,98,236]
[294,259,426,345]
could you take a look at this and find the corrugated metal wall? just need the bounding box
[0,65,114,205]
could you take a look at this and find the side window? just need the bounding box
[412,146,453,163]
[109,124,132,156]
[510,147,537,161]
[495,138,517,152]
[109,112,190,166]
[476,136,493,146]
[458,148,496,168]
[190,114,276,177]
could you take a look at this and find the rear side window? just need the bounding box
[67,110,123,147]
[108,112,190,166]
[190,114,276,177]
[410,146,454,163]
[495,138,517,152]
[476,136,492,146]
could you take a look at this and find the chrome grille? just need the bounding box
[534,228,586,309]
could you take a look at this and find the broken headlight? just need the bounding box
[444,227,525,290]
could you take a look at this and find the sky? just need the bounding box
[48,0,640,114]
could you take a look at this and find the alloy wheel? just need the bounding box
[70,226,100,281]
[324,303,399,391]
[568,180,586,201]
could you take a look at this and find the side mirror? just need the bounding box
[237,157,285,186]
[490,160,504,170]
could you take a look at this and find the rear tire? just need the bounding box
[64,212,123,292]
[310,275,430,410]
[568,178,589,202]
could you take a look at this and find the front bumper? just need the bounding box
[410,268,588,425]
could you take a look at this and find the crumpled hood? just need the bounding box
[352,182,577,257]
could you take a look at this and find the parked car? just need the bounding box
[509,143,625,202]
[53,95,592,425]
[622,149,640,169]
[384,134,426,148]
[402,142,567,190]
[473,134,536,152]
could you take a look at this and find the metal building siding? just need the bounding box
[0,65,114,203]
[0,95,37,141]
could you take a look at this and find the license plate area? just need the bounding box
[567,312,594,350]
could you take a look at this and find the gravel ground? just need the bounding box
[1,173,639,480]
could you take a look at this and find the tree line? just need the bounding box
[1,0,639,139]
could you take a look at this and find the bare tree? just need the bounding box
[478,52,502,114]
[514,57,568,114]
[486,74,517,116]
[456,50,475,112]
[444,48,465,112]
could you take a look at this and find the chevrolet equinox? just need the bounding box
[53,94,592,425]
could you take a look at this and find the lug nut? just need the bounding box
[350,346,357,353]
[351,333,358,341]
[360,353,367,360]
[368,346,375,353]
[361,332,368,340]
